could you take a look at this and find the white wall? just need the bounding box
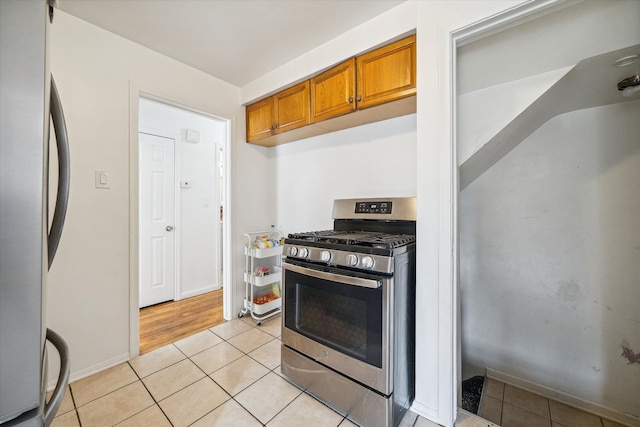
[139,98,224,298]
[260,1,529,425]
[274,114,417,234]
[457,67,572,165]
[460,100,640,417]
[46,11,269,383]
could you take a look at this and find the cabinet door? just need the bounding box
[246,97,275,142]
[274,81,310,134]
[356,35,416,110]
[310,58,356,123]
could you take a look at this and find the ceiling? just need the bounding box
[57,0,405,87]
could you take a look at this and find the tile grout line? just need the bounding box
[57,319,253,426]
[134,343,188,378]
[173,331,262,426]
[178,322,284,426]
[236,320,304,426]
[492,379,630,427]
[224,318,348,426]
[67,372,147,419]
[260,388,312,427]
[72,374,167,427]
[125,360,175,427]
[64,316,352,427]
[228,395,272,426]
[223,355,298,427]
[173,347,236,427]
[235,319,353,426]
[136,325,241,426]
[66,384,83,427]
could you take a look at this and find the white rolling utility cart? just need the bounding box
[238,230,283,325]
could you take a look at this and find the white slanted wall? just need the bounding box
[457,67,571,168]
[459,44,640,190]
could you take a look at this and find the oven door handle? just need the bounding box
[284,263,381,289]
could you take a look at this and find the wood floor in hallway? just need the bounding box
[139,289,224,354]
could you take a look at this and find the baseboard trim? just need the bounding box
[180,285,221,300]
[486,368,640,427]
[48,352,130,391]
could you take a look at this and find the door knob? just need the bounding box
[166,225,174,231]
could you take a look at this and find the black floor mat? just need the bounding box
[461,376,485,414]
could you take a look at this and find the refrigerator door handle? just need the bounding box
[48,75,70,269]
[43,328,70,427]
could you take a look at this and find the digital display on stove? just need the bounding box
[355,201,392,214]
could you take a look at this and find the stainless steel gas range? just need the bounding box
[281,197,416,427]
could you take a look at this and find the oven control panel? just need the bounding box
[333,197,416,221]
[355,201,392,214]
[284,244,394,274]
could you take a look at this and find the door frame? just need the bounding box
[128,85,233,357]
[138,127,181,306]
[433,0,569,425]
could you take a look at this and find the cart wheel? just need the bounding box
[238,312,244,318]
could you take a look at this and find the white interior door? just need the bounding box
[139,132,176,308]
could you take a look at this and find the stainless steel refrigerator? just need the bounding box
[0,1,71,425]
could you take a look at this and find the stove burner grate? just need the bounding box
[287,230,415,249]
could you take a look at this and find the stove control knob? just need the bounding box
[320,251,331,262]
[346,254,359,266]
[361,256,375,269]
[288,246,298,257]
[299,247,309,258]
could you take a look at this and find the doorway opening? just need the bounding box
[452,2,640,426]
[137,96,229,354]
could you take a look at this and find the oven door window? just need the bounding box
[284,268,383,368]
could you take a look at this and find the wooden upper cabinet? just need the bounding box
[356,35,416,110]
[246,97,275,143]
[245,35,416,146]
[274,81,310,133]
[246,81,310,143]
[310,58,356,123]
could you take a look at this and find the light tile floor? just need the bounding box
[50,314,438,427]
[49,314,634,427]
[478,378,629,427]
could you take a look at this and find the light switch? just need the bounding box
[95,170,110,189]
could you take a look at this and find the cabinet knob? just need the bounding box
[348,96,354,103]
[356,95,362,102]
[271,124,277,130]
